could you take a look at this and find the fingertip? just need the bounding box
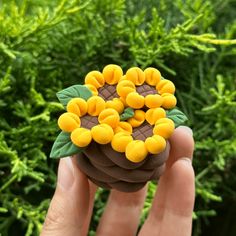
[177,126,193,137]
[57,157,75,191]
[169,126,194,161]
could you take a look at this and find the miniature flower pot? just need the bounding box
[50,65,188,192]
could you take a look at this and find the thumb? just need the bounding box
[41,156,90,236]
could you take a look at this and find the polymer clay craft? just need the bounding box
[50,65,188,192]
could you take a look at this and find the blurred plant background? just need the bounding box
[0,0,235,235]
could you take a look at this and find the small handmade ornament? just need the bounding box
[50,65,188,192]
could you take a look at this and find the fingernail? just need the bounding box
[179,157,192,165]
[57,157,75,190]
[178,126,193,136]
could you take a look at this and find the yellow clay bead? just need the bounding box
[58,112,81,132]
[126,67,145,85]
[145,94,163,108]
[91,124,114,144]
[84,84,98,96]
[98,108,120,128]
[106,98,124,114]
[145,108,166,125]
[111,132,133,152]
[156,79,175,94]
[85,71,105,89]
[102,64,123,85]
[144,67,161,86]
[116,80,136,97]
[87,96,106,116]
[114,121,133,134]
[71,128,92,147]
[161,93,177,109]
[153,118,175,139]
[145,135,166,154]
[67,98,87,117]
[126,92,145,109]
[125,140,148,163]
[119,75,127,82]
[119,96,128,107]
[128,110,145,127]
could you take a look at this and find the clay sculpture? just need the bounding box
[50,65,188,192]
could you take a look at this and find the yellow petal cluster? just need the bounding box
[114,67,177,111]
[58,112,81,132]
[106,98,124,114]
[145,135,166,154]
[156,79,175,94]
[114,121,133,134]
[153,118,175,139]
[91,124,114,144]
[144,67,161,86]
[126,67,145,85]
[111,132,133,152]
[127,110,145,127]
[103,64,123,85]
[85,71,104,88]
[87,96,106,116]
[98,108,120,128]
[116,80,136,97]
[126,92,145,109]
[71,128,92,147]
[67,98,87,117]
[161,93,177,109]
[125,140,148,163]
[145,108,166,125]
[57,65,178,163]
[145,94,163,108]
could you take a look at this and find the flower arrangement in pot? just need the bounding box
[50,65,187,192]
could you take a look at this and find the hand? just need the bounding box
[41,126,195,236]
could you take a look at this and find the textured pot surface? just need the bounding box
[77,141,169,192]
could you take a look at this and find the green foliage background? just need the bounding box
[0,0,236,235]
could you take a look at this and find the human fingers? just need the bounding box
[149,125,194,223]
[166,126,194,168]
[139,126,194,235]
[139,159,194,236]
[159,158,194,236]
[79,180,98,235]
[96,185,147,236]
[41,156,96,236]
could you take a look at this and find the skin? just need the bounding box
[41,126,195,236]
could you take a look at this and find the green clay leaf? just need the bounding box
[56,85,92,108]
[166,108,188,127]
[50,131,83,158]
[120,107,135,121]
